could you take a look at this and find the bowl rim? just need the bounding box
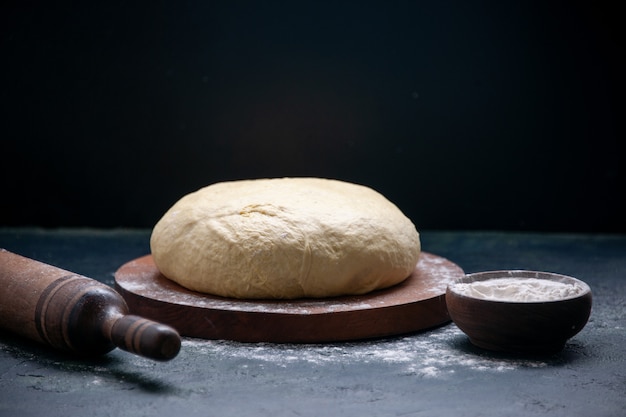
[446,269,592,304]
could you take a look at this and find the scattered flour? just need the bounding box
[181,324,548,378]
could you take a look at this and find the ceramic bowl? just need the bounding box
[446,270,592,354]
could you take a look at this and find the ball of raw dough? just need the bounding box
[150,177,420,299]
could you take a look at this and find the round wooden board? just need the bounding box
[114,252,464,343]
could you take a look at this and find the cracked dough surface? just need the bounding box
[150,177,421,299]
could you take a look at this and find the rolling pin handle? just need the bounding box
[110,315,181,361]
[0,249,181,361]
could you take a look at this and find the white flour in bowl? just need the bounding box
[450,278,587,302]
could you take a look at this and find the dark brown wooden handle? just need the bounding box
[0,249,181,361]
[110,315,181,361]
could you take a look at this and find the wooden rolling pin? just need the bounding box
[0,249,181,361]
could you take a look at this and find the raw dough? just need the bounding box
[150,177,420,299]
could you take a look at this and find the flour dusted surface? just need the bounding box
[181,324,550,379]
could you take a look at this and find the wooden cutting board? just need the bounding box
[114,252,463,343]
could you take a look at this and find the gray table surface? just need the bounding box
[0,228,624,417]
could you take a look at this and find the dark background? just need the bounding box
[2,1,624,232]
